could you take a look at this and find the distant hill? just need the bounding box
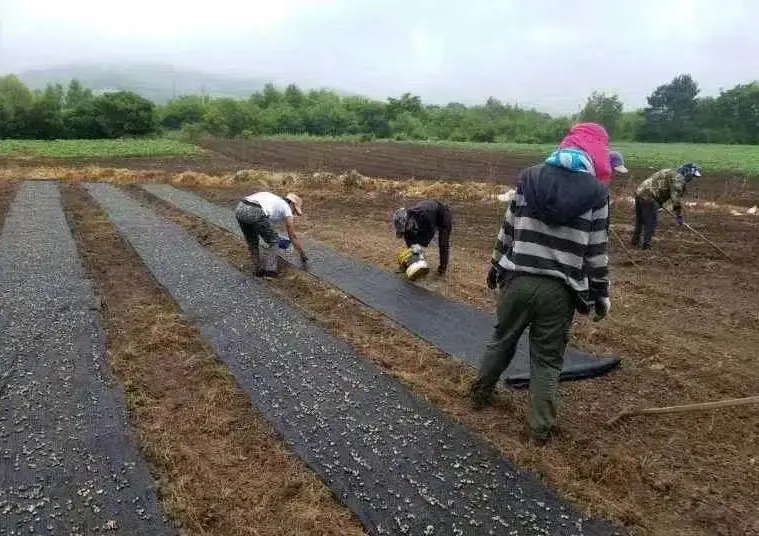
[17,63,272,103]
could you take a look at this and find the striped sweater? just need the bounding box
[492,163,610,313]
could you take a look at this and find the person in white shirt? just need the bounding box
[234,191,308,277]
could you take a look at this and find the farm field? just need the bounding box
[200,136,759,178]
[2,136,759,178]
[0,138,201,158]
[1,139,758,536]
[176,170,758,536]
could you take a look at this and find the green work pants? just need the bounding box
[472,274,575,438]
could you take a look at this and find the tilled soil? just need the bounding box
[60,184,365,536]
[198,138,543,182]
[197,138,759,203]
[185,182,759,536]
[0,179,19,227]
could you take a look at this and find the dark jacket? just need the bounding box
[404,200,453,272]
[492,164,610,313]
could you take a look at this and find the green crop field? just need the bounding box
[0,139,201,158]
[401,140,759,175]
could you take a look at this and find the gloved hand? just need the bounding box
[676,214,684,226]
[437,266,446,276]
[299,251,309,268]
[486,266,500,290]
[592,297,611,321]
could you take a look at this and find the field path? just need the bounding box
[0,182,173,535]
[140,183,620,385]
[86,182,625,536]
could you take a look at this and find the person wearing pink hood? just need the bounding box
[469,122,625,443]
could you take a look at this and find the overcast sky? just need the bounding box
[0,0,756,114]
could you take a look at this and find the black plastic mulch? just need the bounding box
[0,181,173,536]
[139,183,621,386]
[88,182,627,536]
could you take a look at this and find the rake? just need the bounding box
[606,395,759,426]
[660,206,733,261]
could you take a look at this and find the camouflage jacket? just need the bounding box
[635,169,687,213]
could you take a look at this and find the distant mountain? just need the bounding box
[17,63,272,103]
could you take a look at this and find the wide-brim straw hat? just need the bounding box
[285,193,303,215]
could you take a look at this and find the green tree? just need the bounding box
[283,84,305,109]
[343,97,391,138]
[389,111,428,140]
[252,83,283,109]
[161,95,207,130]
[616,111,645,141]
[712,82,759,144]
[26,85,65,139]
[387,93,423,120]
[202,98,252,137]
[65,79,94,109]
[579,91,624,136]
[640,74,700,142]
[94,91,158,138]
[0,75,34,138]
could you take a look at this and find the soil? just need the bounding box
[197,138,759,199]
[60,183,365,536]
[198,138,541,182]
[181,179,759,536]
[0,179,19,227]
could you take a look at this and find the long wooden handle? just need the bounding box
[606,395,759,426]
[609,225,640,267]
[660,206,732,260]
[682,222,733,260]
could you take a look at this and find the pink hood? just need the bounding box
[559,122,612,183]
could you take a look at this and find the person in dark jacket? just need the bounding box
[469,122,616,444]
[392,200,453,276]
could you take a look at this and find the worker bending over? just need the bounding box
[632,163,703,249]
[235,190,308,277]
[469,122,616,444]
[393,200,453,280]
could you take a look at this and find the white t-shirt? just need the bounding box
[244,192,293,222]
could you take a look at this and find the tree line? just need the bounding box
[2,73,759,144]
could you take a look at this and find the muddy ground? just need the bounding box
[1,141,758,536]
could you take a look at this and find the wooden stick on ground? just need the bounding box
[660,206,733,261]
[610,225,640,267]
[606,395,759,426]
[681,221,733,261]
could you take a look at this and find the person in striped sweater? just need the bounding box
[468,122,624,443]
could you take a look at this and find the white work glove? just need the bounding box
[592,297,611,322]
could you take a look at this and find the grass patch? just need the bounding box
[429,140,759,175]
[0,138,201,158]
